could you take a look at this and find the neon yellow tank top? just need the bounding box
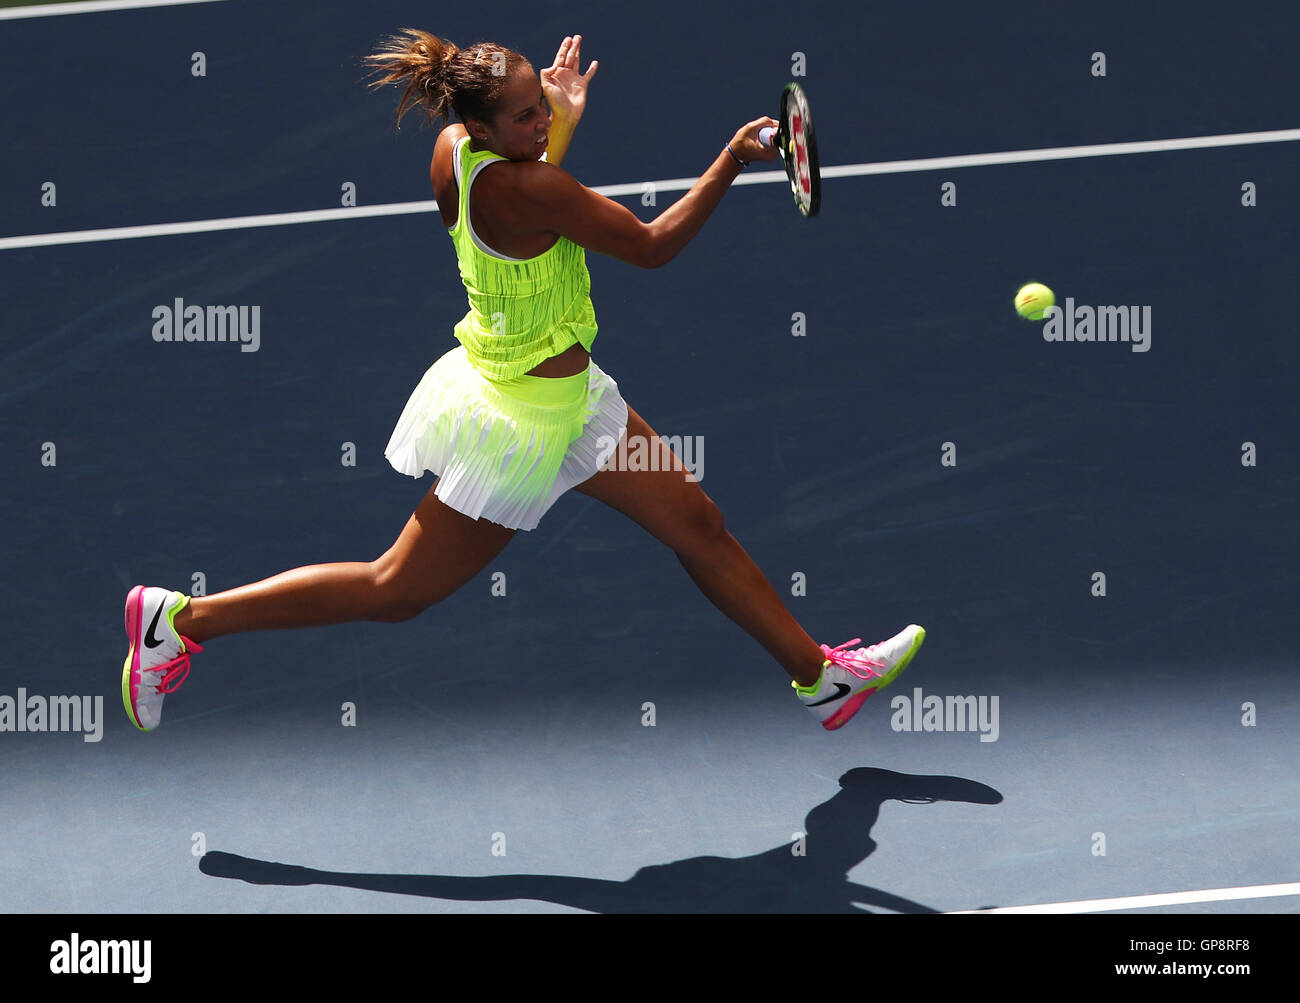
[448,136,598,381]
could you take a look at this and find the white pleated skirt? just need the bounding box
[384,344,629,531]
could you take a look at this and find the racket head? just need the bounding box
[777,82,821,217]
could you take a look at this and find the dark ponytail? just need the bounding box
[364,28,531,131]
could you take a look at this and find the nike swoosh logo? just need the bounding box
[806,682,851,707]
[144,601,167,648]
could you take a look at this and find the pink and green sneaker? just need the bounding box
[122,586,202,731]
[795,625,926,730]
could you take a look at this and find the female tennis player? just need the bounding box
[121,31,924,735]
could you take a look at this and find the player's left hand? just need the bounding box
[541,35,597,121]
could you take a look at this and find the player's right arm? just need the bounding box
[506,117,777,269]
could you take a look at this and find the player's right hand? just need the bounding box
[729,117,780,164]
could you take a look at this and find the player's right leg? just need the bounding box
[122,481,515,730]
[571,403,925,731]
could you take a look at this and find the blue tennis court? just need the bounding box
[1,0,1297,926]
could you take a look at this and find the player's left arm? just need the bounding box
[540,34,597,169]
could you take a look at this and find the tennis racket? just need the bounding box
[758,82,821,217]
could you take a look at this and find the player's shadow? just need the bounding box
[200,767,1001,913]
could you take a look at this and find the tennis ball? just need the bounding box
[1014,282,1055,320]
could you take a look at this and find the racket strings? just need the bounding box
[779,86,818,215]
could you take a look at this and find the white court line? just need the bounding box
[817,127,1300,178]
[0,202,441,251]
[3,126,1299,251]
[947,881,1300,914]
[0,0,226,19]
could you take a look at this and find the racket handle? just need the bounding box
[759,126,776,148]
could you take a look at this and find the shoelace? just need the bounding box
[820,638,886,680]
[149,638,204,694]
